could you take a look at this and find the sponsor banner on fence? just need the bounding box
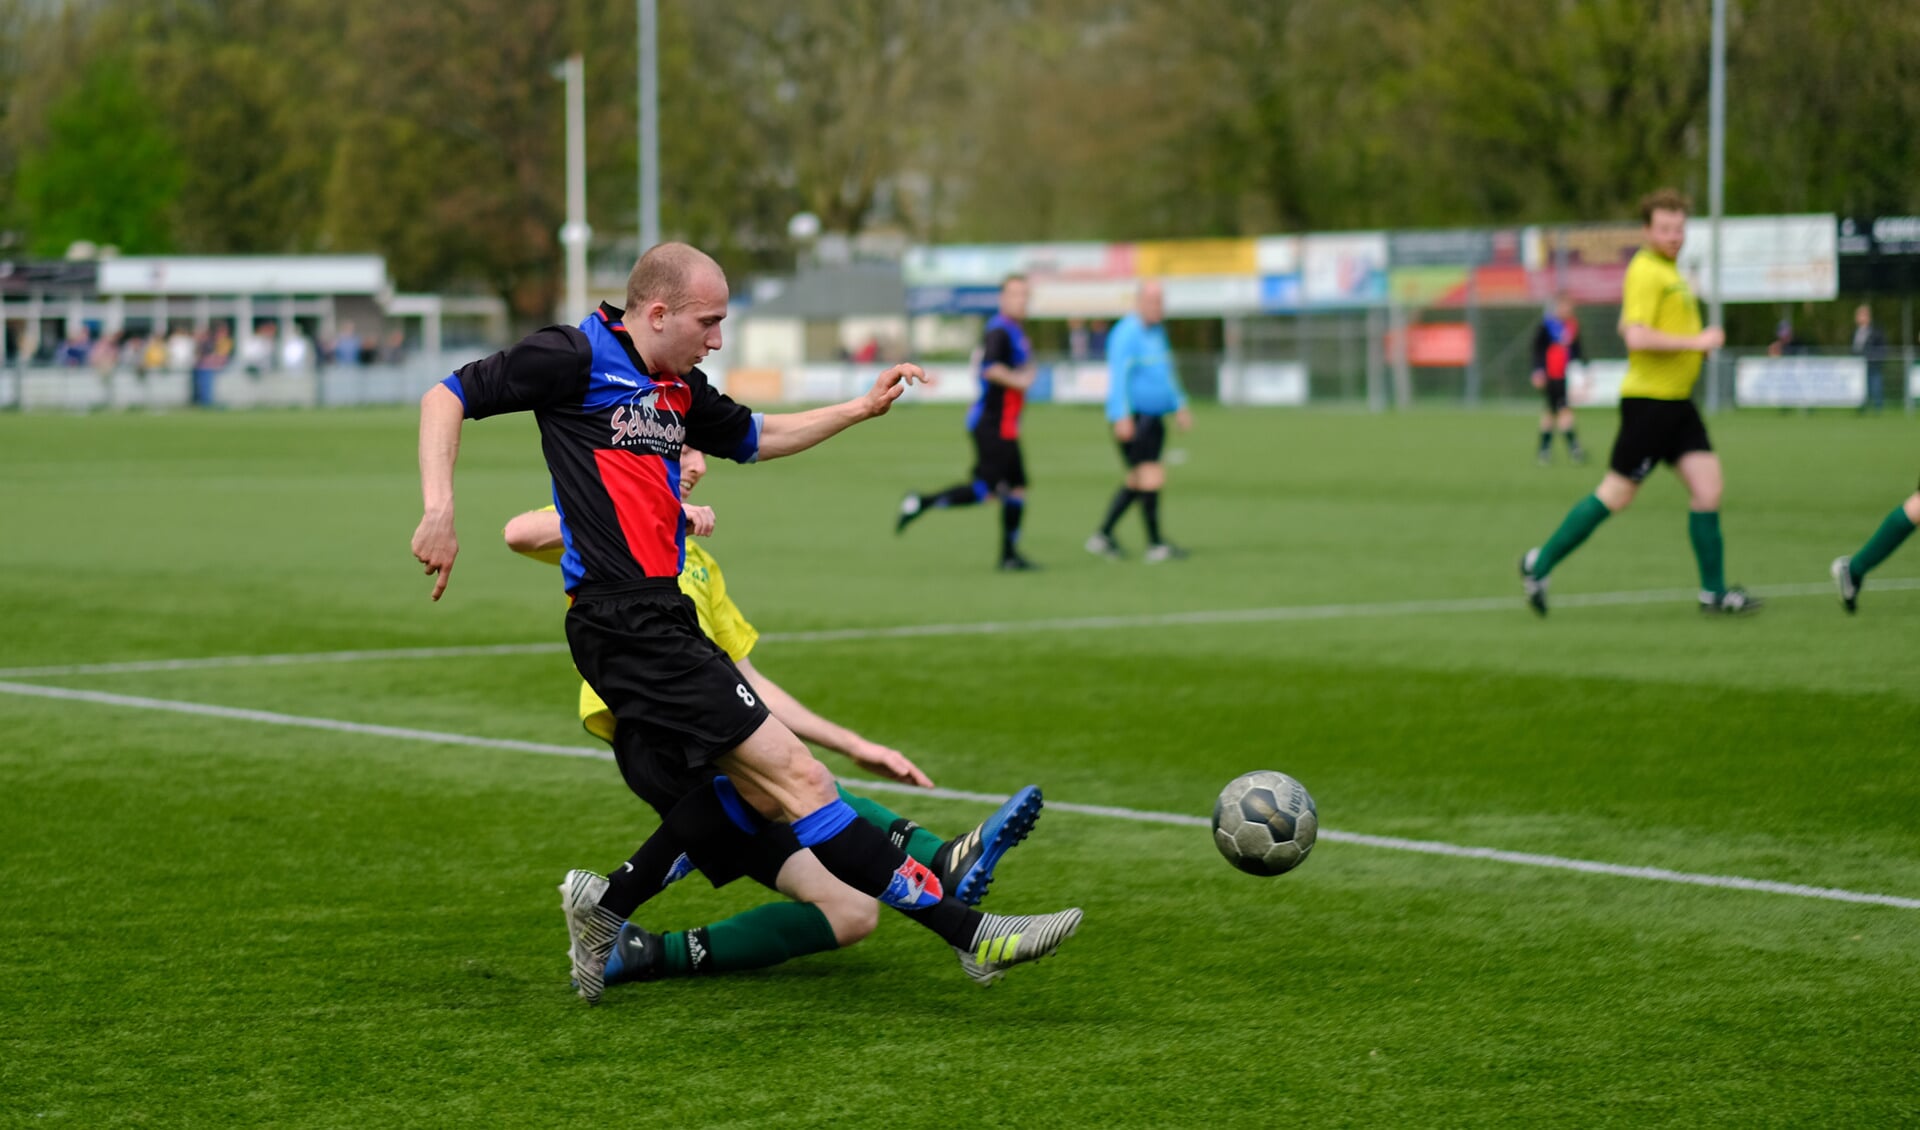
[1259,274,1303,312]
[1163,275,1261,316]
[1734,356,1865,408]
[1389,228,1494,268]
[903,243,1131,287]
[1384,323,1475,368]
[1218,361,1309,406]
[1028,279,1136,319]
[1049,363,1110,404]
[1302,232,1388,307]
[1677,215,1838,302]
[1134,239,1256,278]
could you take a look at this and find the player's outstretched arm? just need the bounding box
[413,383,466,600]
[1619,323,1724,354]
[736,657,933,787]
[756,363,927,460]
[504,504,713,563]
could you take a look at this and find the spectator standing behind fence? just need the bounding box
[192,325,232,406]
[59,325,90,367]
[141,333,167,377]
[280,325,314,374]
[166,325,197,374]
[239,322,275,376]
[1852,305,1887,414]
[1531,296,1588,466]
[332,321,362,368]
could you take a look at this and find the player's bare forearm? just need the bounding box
[413,384,466,599]
[739,660,931,786]
[1620,323,1723,353]
[757,363,924,459]
[983,362,1034,391]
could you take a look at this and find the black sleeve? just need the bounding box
[450,325,590,419]
[982,326,1015,369]
[1570,328,1585,364]
[684,367,760,464]
[1530,324,1549,371]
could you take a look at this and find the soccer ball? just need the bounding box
[1212,770,1318,876]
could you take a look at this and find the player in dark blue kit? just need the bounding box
[895,274,1040,570]
[413,244,1080,1002]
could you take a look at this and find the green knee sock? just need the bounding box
[1533,494,1612,577]
[1850,506,1916,579]
[1688,510,1725,595]
[660,901,840,977]
[837,785,943,867]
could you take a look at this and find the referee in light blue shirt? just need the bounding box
[1088,279,1191,561]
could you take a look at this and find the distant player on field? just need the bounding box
[501,449,1044,984]
[1086,278,1192,562]
[1831,487,1920,613]
[1518,189,1760,616]
[895,274,1041,571]
[1530,295,1587,466]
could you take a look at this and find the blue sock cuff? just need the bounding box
[1003,495,1024,510]
[711,776,766,836]
[791,798,858,846]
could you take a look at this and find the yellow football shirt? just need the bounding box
[516,507,757,743]
[1618,247,1704,400]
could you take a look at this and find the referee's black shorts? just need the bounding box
[970,428,1027,492]
[1117,413,1168,467]
[1541,379,1569,414]
[1608,397,1712,482]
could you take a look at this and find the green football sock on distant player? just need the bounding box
[1688,510,1725,595]
[838,786,943,867]
[1533,494,1611,577]
[1849,506,1916,579]
[659,901,840,976]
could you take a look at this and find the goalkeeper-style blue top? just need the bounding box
[1104,312,1185,423]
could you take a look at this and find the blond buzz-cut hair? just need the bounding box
[1638,188,1691,225]
[625,242,722,315]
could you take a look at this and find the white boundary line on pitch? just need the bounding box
[2,576,1914,681]
[3,678,1916,912]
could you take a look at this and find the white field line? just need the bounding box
[3,678,1917,912]
[2,576,1913,681]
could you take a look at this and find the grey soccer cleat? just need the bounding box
[954,908,1083,986]
[559,869,624,1004]
[895,493,924,534]
[1831,556,1860,614]
[1519,548,1549,616]
[1699,586,1764,616]
[1084,532,1124,560]
[1143,542,1189,564]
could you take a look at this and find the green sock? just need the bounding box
[1850,505,1917,579]
[1688,510,1725,595]
[837,785,943,867]
[660,901,840,977]
[1533,494,1611,577]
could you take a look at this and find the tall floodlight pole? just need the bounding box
[638,0,660,253]
[1706,0,1727,412]
[558,54,592,320]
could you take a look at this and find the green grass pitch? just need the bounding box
[2,401,1917,1126]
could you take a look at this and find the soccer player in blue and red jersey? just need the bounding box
[896,274,1041,570]
[1530,295,1587,465]
[412,244,1080,1002]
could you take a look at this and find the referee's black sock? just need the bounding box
[1538,429,1553,454]
[1100,487,1137,537]
[1139,490,1163,545]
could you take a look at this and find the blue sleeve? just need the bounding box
[439,374,467,412]
[1105,320,1135,422]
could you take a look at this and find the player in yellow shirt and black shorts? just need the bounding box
[1519,188,1760,616]
[504,448,1048,987]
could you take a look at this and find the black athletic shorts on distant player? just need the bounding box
[1541,379,1568,414]
[1608,396,1713,482]
[1117,413,1168,467]
[970,429,1027,492]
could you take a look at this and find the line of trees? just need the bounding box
[2,1,1915,323]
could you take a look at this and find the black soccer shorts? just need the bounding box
[1608,397,1713,482]
[970,429,1028,492]
[1117,413,1168,467]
